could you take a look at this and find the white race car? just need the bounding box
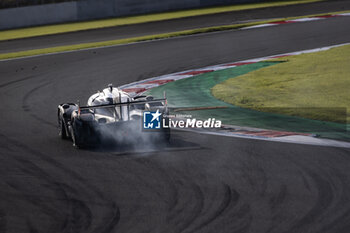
[57,84,170,148]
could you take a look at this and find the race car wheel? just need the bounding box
[71,121,83,148]
[71,129,80,148]
[58,119,67,139]
[72,130,83,148]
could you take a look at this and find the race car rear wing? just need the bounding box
[78,98,167,122]
[78,98,167,110]
[78,91,168,122]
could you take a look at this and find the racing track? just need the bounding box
[1,15,350,233]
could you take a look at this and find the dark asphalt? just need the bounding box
[1,15,350,233]
[1,0,350,54]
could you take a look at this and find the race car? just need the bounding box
[57,84,170,148]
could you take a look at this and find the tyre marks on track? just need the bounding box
[0,75,37,89]
[21,81,56,127]
[0,134,120,233]
[132,156,250,233]
[188,184,237,233]
[285,154,350,233]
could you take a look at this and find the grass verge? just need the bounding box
[212,44,350,124]
[0,0,324,41]
[1,10,349,61]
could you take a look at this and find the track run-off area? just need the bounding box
[0,10,350,233]
[121,43,350,146]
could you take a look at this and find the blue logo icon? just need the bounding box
[143,110,162,129]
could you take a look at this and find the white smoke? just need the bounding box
[93,119,169,153]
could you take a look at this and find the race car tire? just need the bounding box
[58,119,68,139]
[71,130,81,148]
[71,121,83,148]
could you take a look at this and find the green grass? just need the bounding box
[212,44,350,124]
[2,10,350,61]
[0,0,324,41]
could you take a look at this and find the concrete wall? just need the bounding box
[0,0,263,30]
[0,2,77,30]
[112,0,263,16]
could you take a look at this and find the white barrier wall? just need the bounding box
[0,0,262,30]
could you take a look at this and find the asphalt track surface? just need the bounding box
[1,0,350,53]
[1,15,350,233]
